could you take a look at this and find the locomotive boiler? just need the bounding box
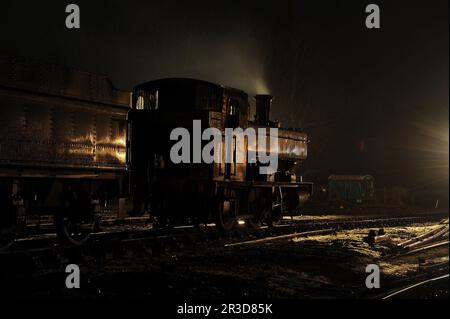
[0,56,312,249]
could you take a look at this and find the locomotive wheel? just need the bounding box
[56,214,97,245]
[247,189,271,229]
[269,187,284,227]
[216,189,237,232]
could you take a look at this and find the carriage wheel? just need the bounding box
[56,214,97,245]
[56,186,99,245]
[0,206,24,251]
[0,225,17,251]
[216,188,237,232]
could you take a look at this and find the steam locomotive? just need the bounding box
[0,56,312,249]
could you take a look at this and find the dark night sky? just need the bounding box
[1,0,448,202]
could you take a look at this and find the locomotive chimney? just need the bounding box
[254,94,273,125]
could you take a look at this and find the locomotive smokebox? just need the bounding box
[254,94,273,125]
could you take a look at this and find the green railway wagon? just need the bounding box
[328,175,375,203]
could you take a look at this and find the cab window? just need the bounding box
[195,85,221,110]
[227,98,240,128]
[135,89,158,110]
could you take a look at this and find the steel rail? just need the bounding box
[381,274,449,299]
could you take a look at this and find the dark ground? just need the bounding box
[1,211,448,300]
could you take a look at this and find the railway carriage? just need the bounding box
[0,56,130,248]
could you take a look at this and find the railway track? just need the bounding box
[0,211,447,300]
[377,271,450,299]
[0,213,446,273]
[4,212,446,252]
[381,274,449,299]
[364,219,449,299]
[3,212,447,252]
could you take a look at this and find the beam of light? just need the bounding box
[395,121,449,156]
[387,113,449,195]
[400,120,449,170]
